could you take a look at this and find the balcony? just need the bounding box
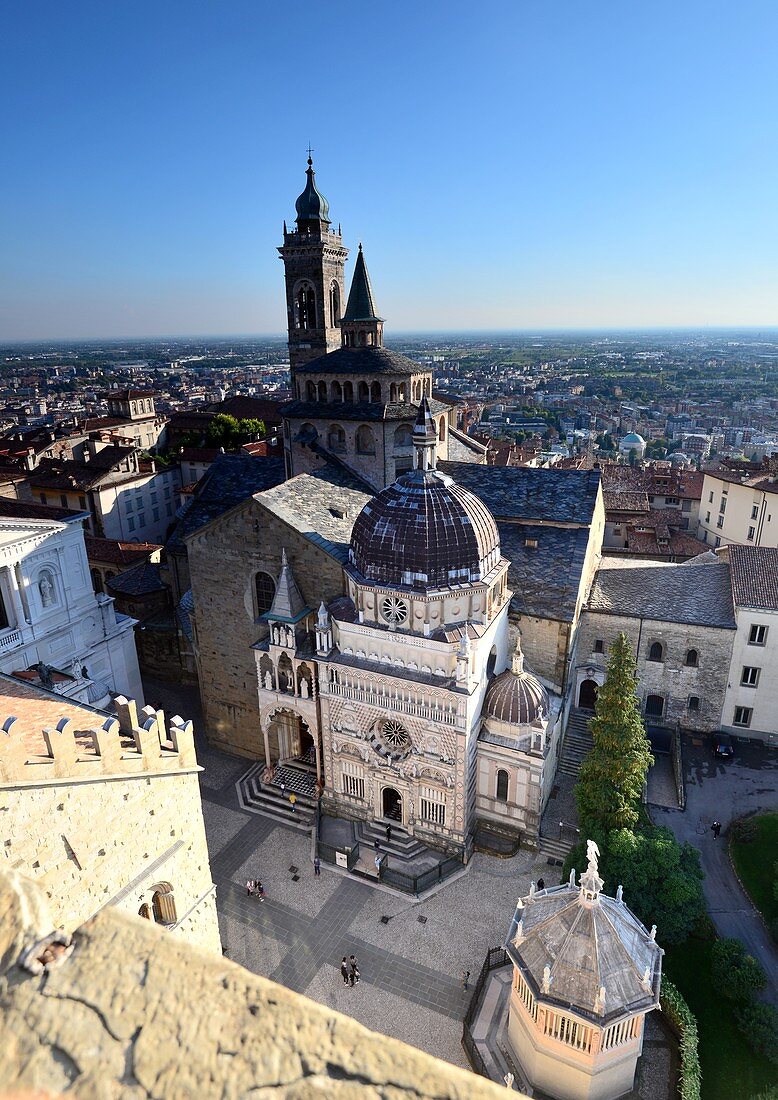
[0,628,23,653]
[325,678,461,726]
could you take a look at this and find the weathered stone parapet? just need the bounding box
[0,696,198,787]
[0,870,516,1099]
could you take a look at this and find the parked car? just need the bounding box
[712,732,735,759]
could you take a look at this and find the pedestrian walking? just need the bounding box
[374,854,382,880]
[461,969,470,991]
[246,879,254,896]
[256,881,265,901]
[340,958,349,985]
[280,780,286,798]
[385,824,392,844]
[349,954,357,972]
[374,838,380,851]
[537,877,545,891]
[289,792,297,813]
[314,856,321,877]
[351,964,360,986]
[712,820,721,839]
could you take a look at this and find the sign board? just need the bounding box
[335,850,348,868]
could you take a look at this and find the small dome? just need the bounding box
[620,432,645,445]
[484,639,548,725]
[350,470,500,589]
[295,158,330,225]
[86,679,111,705]
[669,452,690,467]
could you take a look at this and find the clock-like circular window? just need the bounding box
[381,595,408,625]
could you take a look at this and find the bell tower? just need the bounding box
[278,156,349,375]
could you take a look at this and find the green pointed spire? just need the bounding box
[343,244,383,322]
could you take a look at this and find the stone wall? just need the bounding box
[1,692,220,955]
[575,610,734,731]
[0,868,516,1098]
[187,497,345,757]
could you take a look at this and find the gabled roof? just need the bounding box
[587,561,736,628]
[168,453,286,554]
[440,463,602,527]
[728,545,778,611]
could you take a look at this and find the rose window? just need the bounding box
[381,596,408,625]
[370,718,413,762]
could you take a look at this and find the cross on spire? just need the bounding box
[306,143,314,164]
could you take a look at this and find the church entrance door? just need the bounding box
[382,787,402,821]
[578,679,598,710]
[296,725,315,763]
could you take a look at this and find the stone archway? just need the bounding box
[262,705,314,766]
[382,786,402,821]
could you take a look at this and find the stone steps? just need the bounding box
[538,835,574,862]
[356,820,426,861]
[237,763,316,832]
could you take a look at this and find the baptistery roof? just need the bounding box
[348,400,501,590]
[484,639,548,726]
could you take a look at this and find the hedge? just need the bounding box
[660,978,702,1100]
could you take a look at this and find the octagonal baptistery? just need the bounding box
[349,467,501,591]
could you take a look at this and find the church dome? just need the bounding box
[484,639,548,726]
[295,157,330,225]
[348,401,500,590]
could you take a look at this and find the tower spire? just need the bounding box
[340,244,384,349]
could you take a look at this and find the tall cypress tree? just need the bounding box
[575,632,653,836]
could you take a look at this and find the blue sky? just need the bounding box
[1,1,777,339]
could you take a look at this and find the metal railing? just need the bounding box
[315,834,462,896]
[462,946,511,1077]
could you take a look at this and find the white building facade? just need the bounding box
[0,519,143,705]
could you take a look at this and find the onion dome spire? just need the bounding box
[295,156,331,226]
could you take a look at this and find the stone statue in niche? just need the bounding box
[300,678,309,698]
[39,573,54,607]
[264,671,273,690]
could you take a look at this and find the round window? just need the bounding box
[370,718,413,762]
[381,595,408,625]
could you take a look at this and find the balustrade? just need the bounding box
[0,628,22,652]
[325,677,459,725]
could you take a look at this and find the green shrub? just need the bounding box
[750,1087,778,1100]
[733,1001,778,1065]
[711,938,767,1000]
[660,978,702,1100]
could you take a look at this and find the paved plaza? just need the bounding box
[145,669,551,1069]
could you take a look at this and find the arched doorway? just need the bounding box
[578,679,598,709]
[298,725,315,762]
[382,787,402,821]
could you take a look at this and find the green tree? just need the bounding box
[734,1001,778,1064]
[206,413,241,446]
[575,633,653,836]
[711,938,767,1001]
[603,826,706,946]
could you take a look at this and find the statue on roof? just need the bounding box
[586,839,600,873]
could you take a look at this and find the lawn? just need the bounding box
[664,935,776,1100]
[730,812,778,929]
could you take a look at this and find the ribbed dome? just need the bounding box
[349,468,501,590]
[295,158,330,225]
[484,639,548,725]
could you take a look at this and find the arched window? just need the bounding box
[370,381,381,402]
[328,424,346,452]
[356,425,376,454]
[390,383,398,402]
[399,382,408,402]
[394,424,413,448]
[294,283,316,330]
[496,769,509,801]
[439,417,446,442]
[317,380,327,401]
[255,572,275,618]
[486,646,498,679]
[151,884,177,925]
[91,568,103,594]
[685,649,698,667]
[306,381,316,401]
[648,641,664,662]
[277,653,293,692]
[343,380,353,401]
[330,281,340,325]
[645,694,664,718]
[331,380,342,401]
[358,381,369,402]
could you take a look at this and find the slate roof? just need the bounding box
[728,545,778,611]
[168,453,286,554]
[439,463,601,526]
[106,561,167,598]
[587,561,736,628]
[499,523,591,621]
[281,398,449,423]
[256,466,373,564]
[342,247,382,322]
[293,346,424,376]
[0,498,87,524]
[85,537,161,566]
[30,448,135,491]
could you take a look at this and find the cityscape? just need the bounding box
[2,3,777,1100]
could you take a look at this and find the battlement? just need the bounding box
[0,688,198,786]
